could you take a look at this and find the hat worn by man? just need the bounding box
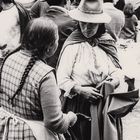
[69,0,111,23]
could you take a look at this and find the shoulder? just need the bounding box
[112,8,125,18]
[15,2,31,19]
[48,6,68,14]
[99,33,116,45]
[29,60,55,83]
[63,43,80,54]
[132,15,138,20]
[99,32,115,41]
[35,61,54,75]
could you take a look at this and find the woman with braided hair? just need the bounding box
[0,17,77,140]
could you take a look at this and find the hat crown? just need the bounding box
[78,0,103,14]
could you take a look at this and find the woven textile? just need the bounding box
[0,50,53,139]
[0,108,36,140]
[0,50,53,119]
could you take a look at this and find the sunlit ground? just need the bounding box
[117,39,140,140]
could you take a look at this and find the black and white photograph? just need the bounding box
[0,0,140,140]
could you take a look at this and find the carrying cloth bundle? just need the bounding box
[0,108,65,140]
[91,83,139,140]
[62,83,139,140]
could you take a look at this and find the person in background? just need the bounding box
[0,17,77,140]
[103,0,125,41]
[31,0,77,68]
[30,0,66,18]
[46,1,78,68]
[119,3,138,42]
[30,0,49,18]
[0,0,30,57]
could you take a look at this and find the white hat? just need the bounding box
[69,0,111,23]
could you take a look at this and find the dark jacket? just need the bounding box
[15,2,31,41]
[46,6,77,68]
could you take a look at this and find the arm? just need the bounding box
[133,15,138,26]
[57,44,102,101]
[57,44,79,97]
[40,71,77,133]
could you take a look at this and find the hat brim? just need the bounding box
[69,8,111,23]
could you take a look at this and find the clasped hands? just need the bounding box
[73,76,120,102]
[73,85,102,102]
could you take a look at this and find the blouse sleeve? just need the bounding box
[57,44,79,98]
[40,71,71,133]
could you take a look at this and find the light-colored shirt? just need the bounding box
[0,5,20,50]
[57,42,127,96]
[104,3,125,39]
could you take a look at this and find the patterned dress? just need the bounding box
[0,50,58,140]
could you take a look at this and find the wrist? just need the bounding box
[67,112,77,127]
[112,78,120,88]
[73,85,82,95]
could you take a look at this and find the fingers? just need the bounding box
[96,80,112,89]
[96,82,104,89]
[91,87,99,92]
[91,90,103,98]
[89,95,99,102]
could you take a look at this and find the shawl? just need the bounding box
[57,29,121,69]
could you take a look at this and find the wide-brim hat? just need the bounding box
[69,0,111,23]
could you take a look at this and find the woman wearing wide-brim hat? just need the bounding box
[57,0,138,140]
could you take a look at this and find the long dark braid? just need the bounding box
[0,46,38,106]
[9,52,38,106]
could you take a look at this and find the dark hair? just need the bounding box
[104,0,113,3]
[1,0,14,4]
[1,17,58,106]
[46,0,66,6]
[71,0,81,6]
[93,24,106,38]
[115,0,125,11]
[21,17,58,58]
[123,3,134,17]
[78,23,106,38]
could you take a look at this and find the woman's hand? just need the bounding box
[67,111,77,127]
[96,76,120,89]
[73,85,103,102]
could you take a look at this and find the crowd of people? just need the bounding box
[0,0,139,140]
